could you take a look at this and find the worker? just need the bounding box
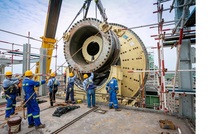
[47,73,60,107]
[83,73,96,108]
[22,70,46,129]
[65,72,77,104]
[106,76,121,111]
[2,71,19,120]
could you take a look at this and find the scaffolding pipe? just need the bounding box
[27,32,31,70]
[1,53,23,57]
[122,20,176,30]
[55,43,58,74]
[0,29,41,42]
[170,0,195,13]
[30,64,36,70]
[172,17,182,34]
[171,0,194,34]
[0,48,13,51]
[159,3,167,111]
[164,33,195,41]
[153,0,171,5]
[151,32,174,37]
[52,36,63,74]
[7,50,59,58]
[128,69,195,73]
[0,40,40,50]
[157,42,162,108]
[11,44,14,72]
[169,0,176,12]
[149,22,175,29]
[155,1,168,111]
[0,40,23,47]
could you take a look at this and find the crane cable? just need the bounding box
[64,0,88,33]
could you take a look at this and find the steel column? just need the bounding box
[39,48,47,96]
[0,65,5,92]
[173,0,195,119]
[22,43,31,98]
[178,40,194,119]
[22,43,31,72]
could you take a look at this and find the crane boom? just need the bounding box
[44,0,62,38]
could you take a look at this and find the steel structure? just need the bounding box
[150,0,195,119]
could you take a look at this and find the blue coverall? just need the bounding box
[22,78,46,126]
[83,73,96,108]
[106,78,119,109]
[65,75,77,103]
[3,78,19,118]
[47,78,60,106]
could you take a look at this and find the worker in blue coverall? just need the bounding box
[22,70,46,129]
[65,72,77,104]
[83,73,96,108]
[2,71,19,120]
[47,73,60,107]
[106,77,121,111]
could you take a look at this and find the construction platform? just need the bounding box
[0,97,194,134]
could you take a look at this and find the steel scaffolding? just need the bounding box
[150,0,195,118]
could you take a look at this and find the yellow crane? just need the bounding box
[34,0,63,81]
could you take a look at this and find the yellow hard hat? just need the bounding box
[25,70,33,77]
[50,73,55,77]
[69,73,74,77]
[5,71,12,76]
[83,74,88,79]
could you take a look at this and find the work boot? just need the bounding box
[115,108,121,111]
[5,117,9,120]
[50,103,53,107]
[28,124,34,128]
[35,124,45,129]
[109,106,113,109]
[11,112,18,115]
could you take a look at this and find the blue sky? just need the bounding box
[0,0,180,74]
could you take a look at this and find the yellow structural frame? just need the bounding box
[34,36,56,81]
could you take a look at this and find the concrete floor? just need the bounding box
[0,97,194,134]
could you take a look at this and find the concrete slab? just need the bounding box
[0,97,194,134]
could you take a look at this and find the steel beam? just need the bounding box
[39,48,47,96]
[22,43,31,98]
[178,40,195,119]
